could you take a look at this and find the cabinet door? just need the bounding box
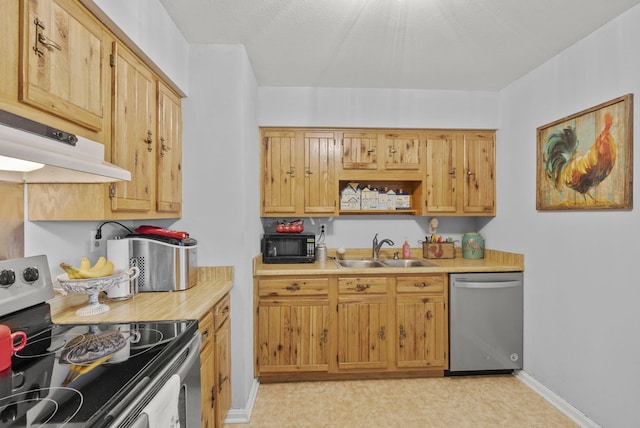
[215,318,231,428]
[199,310,215,427]
[257,298,330,372]
[304,131,337,215]
[262,130,297,214]
[383,132,421,170]
[110,42,155,213]
[341,132,378,170]
[20,0,105,131]
[337,295,388,370]
[156,81,182,214]
[200,350,215,428]
[463,133,495,214]
[425,133,458,213]
[396,294,446,368]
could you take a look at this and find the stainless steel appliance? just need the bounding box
[107,235,198,295]
[261,233,316,263]
[0,255,201,427]
[449,272,523,373]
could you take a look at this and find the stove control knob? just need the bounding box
[23,267,39,283]
[0,269,16,287]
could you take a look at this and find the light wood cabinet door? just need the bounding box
[156,81,182,214]
[20,0,106,131]
[425,133,458,213]
[425,132,495,216]
[257,298,330,372]
[383,132,421,170]
[337,294,388,370]
[262,130,297,214]
[199,311,215,428]
[304,131,337,215]
[341,132,378,170]
[110,42,155,213]
[396,295,446,368]
[463,133,495,214]
[214,318,231,428]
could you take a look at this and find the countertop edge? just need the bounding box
[51,266,234,324]
[253,248,524,276]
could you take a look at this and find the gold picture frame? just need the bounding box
[536,94,633,210]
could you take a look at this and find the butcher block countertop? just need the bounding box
[50,266,233,324]
[254,248,524,276]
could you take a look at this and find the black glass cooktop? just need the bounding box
[0,304,196,427]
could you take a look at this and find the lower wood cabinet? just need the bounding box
[254,273,448,381]
[199,292,231,428]
[337,276,389,370]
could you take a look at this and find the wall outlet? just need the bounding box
[90,230,101,252]
[319,223,327,235]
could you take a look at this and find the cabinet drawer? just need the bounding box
[214,293,231,330]
[396,275,445,293]
[198,310,214,352]
[259,278,329,297]
[338,277,387,294]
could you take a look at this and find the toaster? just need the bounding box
[106,235,198,298]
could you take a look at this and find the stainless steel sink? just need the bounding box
[380,259,437,268]
[335,259,385,268]
[335,258,436,268]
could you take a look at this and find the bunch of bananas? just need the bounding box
[60,256,115,279]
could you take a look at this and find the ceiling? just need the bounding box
[160,0,640,91]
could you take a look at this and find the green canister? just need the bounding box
[462,232,484,259]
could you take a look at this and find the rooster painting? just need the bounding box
[543,112,615,202]
[537,94,632,210]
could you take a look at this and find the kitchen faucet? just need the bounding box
[372,233,394,259]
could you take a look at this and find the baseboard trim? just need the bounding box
[516,371,600,428]
[224,377,260,424]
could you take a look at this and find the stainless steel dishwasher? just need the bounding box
[449,272,523,373]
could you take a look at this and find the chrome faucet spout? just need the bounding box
[372,233,394,259]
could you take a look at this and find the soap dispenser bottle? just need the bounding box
[402,237,411,259]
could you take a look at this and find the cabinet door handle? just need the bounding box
[466,168,475,179]
[286,167,295,177]
[201,328,210,340]
[145,131,153,152]
[449,167,456,178]
[33,19,61,57]
[160,137,171,157]
[377,326,386,340]
[399,324,407,340]
[285,283,301,291]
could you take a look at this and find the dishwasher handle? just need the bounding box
[454,280,521,289]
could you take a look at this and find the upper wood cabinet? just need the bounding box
[156,81,183,214]
[261,129,338,217]
[382,132,421,170]
[341,131,378,170]
[25,3,184,221]
[425,132,495,216]
[110,42,155,214]
[19,0,106,132]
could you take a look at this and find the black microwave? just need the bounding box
[262,233,316,264]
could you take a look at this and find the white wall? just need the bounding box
[485,5,640,428]
[172,44,261,413]
[87,0,189,93]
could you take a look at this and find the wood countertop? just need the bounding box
[50,266,233,324]
[254,248,523,276]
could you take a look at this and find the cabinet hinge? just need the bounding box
[109,184,116,198]
[109,53,116,67]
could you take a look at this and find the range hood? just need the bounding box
[0,110,131,183]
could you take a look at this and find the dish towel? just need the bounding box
[140,374,181,428]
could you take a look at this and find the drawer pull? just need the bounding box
[201,328,210,340]
[285,283,301,291]
[220,305,230,316]
[356,283,371,292]
[414,282,428,288]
